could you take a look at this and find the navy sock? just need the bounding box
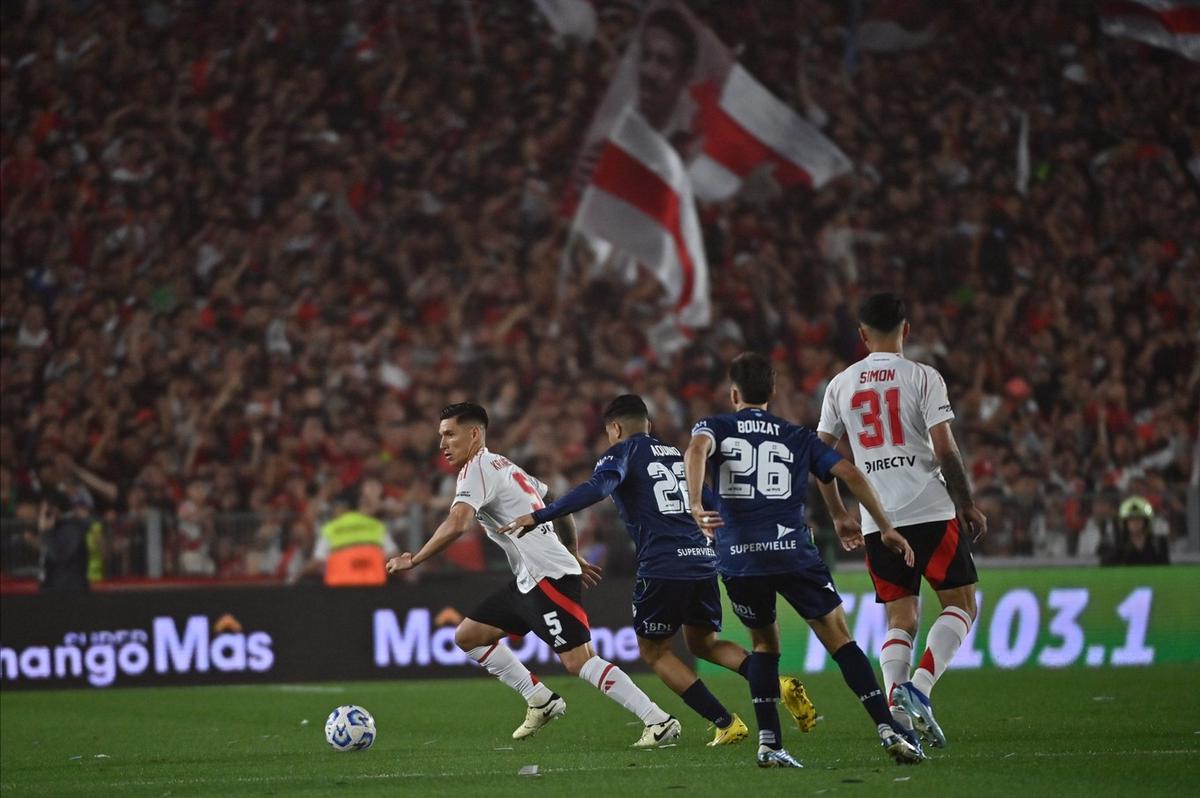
[748,651,782,749]
[832,642,894,729]
[680,679,732,728]
[736,654,751,680]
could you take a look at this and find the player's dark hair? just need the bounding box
[729,352,774,405]
[858,292,907,333]
[603,394,649,423]
[643,8,698,74]
[440,402,489,429]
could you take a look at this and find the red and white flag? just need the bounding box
[573,108,710,327]
[571,0,851,204]
[1101,1,1200,61]
[687,64,852,201]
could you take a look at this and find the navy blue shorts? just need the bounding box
[722,563,843,628]
[632,576,723,639]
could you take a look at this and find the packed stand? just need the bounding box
[1,0,1196,583]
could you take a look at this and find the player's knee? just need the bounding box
[561,652,587,676]
[953,588,978,620]
[888,605,919,636]
[682,629,718,660]
[453,622,482,651]
[637,636,668,664]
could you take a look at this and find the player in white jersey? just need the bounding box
[816,293,988,750]
[386,402,680,747]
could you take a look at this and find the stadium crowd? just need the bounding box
[1,0,1196,582]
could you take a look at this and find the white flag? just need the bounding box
[573,108,710,327]
[1101,0,1200,61]
[687,64,853,202]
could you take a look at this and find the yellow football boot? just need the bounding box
[706,713,749,746]
[779,676,817,732]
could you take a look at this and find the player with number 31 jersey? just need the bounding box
[817,293,989,753]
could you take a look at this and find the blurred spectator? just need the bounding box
[176,480,215,576]
[1076,491,1120,562]
[25,495,100,591]
[1110,494,1169,566]
[1030,485,1070,559]
[305,478,397,586]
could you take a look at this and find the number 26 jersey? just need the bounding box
[691,409,842,577]
[817,352,957,535]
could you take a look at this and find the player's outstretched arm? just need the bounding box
[930,422,988,542]
[546,507,603,587]
[684,434,722,537]
[386,502,475,574]
[829,460,914,567]
[817,431,864,551]
[496,471,622,537]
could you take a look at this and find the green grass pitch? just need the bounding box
[2,665,1197,796]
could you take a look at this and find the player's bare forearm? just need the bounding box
[817,478,849,520]
[411,503,474,566]
[683,436,711,510]
[930,421,976,511]
[931,428,988,540]
[552,513,578,555]
[939,449,976,511]
[831,460,892,531]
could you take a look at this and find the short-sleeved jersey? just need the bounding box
[593,433,717,580]
[817,352,957,534]
[691,408,842,577]
[455,448,582,593]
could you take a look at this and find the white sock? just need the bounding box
[880,628,914,728]
[911,607,972,696]
[467,643,553,706]
[880,628,914,697]
[579,655,669,725]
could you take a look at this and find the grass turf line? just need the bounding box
[2,665,1197,797]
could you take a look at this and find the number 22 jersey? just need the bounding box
[691,409,842,577]
[593,432,717,580]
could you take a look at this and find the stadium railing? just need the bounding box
[1,485,1196,592]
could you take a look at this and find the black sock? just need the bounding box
[736,654,751,680]
[680,679,732,728]
[748,651,782,749]
[832,642,894,729]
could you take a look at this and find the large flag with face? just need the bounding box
[573,107,710,327]
[1100,1,1200,61]
[571,0,851,205]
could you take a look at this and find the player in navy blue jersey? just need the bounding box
[684,352,923,769]
[499,394,817,746]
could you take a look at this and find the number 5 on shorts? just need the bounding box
[543,611,562,636]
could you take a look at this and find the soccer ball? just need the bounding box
[324,705,376,752]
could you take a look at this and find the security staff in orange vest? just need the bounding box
[308,480,398,587]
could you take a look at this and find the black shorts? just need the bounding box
[722,562,843,628]
[632,576,723,640]
[467,576,591,653]
[865,518,978,603]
